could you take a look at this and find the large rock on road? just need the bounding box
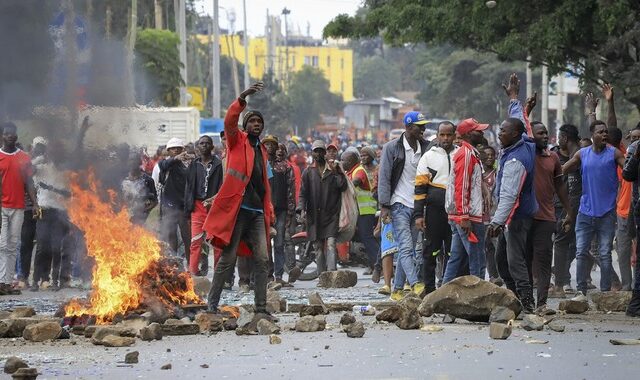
[318,270,358,288]
[418,276,522,322]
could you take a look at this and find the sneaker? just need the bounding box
[586,281,596,290]
[378,285,391,295]
[275,278,293,288]
[563,284,575,294]
[403,283,412,292]
[371,268,381,284]
[254,310,279,323]
[16,281,28,289]
[412,282,426,297]
[288,266,302,283]
[571,293,588,302]
[535,304,557,316]
[390,289,404,301]
[239,284,251,293]
[29,283,39,292]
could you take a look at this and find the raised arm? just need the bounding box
[585,92,599,128]
[602,84,617,128]
[562,149,582,175]
[503,73,532,137]
[225,82,264,148]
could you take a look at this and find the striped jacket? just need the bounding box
[446,141,484,223]
[414,143,457,218]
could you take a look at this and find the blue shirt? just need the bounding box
[579,146,617,217]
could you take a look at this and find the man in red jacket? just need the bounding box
[203,82,275,316]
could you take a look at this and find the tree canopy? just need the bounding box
[324,0,640,110]
[135,29,183,106]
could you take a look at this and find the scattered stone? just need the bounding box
[420,325,444,332]
[195,313,224,333]
[191,276,211,299]
[591,292,632,312]
[295,316,326,332]
[1,318,41,338]
[256,319,281,335]
[160,323,200,336]
[609,339,640,345]
[4,356,28,374]
[489,306,516,324]
[9,307,35,319]
[299,305,328,317]
[376,306,402,323]
[267,281,283,291]
[442,315,456,324]
[547,321,565,333]
[164,318,183,325]
[118,317,149,332]
[395,308,422,330]
[269,334,282,344]
[0,311,11,320]
[327,303,356,312]
[139,323,163,341]
[200,364,209,368]
[317,270,358,288]
[10,367,38,380]
[234,327,257,336]
[100,335,136,347]
[339,313,356,325]
[345,321,365,338]
[418,276,522,322]
[57,328,70,340]
[236,308,256,329]
[525,339,549,344]
[489,322,512,339]
[124,351,139,364]
[22,321,62,342]
[558,299,589,314]
[397,293,421,311]
[180,317,192,324]
[160,364,172,370]
[223,318,238,331]
[266,290,287,313]
[287,304,304,313]
[521,315,545,331]
[91,326,137,343]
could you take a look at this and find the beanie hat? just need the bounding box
[242,110,265,130]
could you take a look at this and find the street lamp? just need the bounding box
[281,7,290,84]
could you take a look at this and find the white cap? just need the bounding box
[33,136,48,146]
[166,137,185,149]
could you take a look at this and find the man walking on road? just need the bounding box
[204,82,275,316]
[378,111,429,300]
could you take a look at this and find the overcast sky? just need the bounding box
[197,0,362,39]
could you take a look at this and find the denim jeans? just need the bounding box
[208,209,269,311]
[273,210,287,278]
[442,221,485,283]
[390,203,419,289]
[575,210,616,294]
[0,208,24,284]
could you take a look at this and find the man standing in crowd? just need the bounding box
[621,125,640,317]
[0,122,38,295]
[185,135,223,276]
[263,136,297,285]
[563,108,626,300]
[158,138,191,261]
[360,146,382,282]
[378,111,429,301]
[481,145,500,285]
[204,82,275,317]
[121,152,158,225]
[551,124,582,295]
[343,149,380,278]
[414,121,457,294]
[442,119,487,284]
[297,140,347,274]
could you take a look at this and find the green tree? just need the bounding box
[248,71,291,137]
[288,66,344,136]
[324,0,640,111]
[135,28,183,106]
[354,56,401,98]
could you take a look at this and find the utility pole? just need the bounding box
[154,0,163,29]
[541,65,549,128]
[557,73,564,132]
[174,0,188,106]
[212,0,221,118]
[282,7,290,85]
[242,0,250,88]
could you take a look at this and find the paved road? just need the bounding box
[1,267,639,379]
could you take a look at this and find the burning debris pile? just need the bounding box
[62,171,202,324]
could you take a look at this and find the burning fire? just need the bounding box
[64,171,202,323]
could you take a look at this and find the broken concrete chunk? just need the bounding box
[97,335,136,347]
[489,322,512,339]
[345,322,365,338]
[124,351,139,364]
[317,270,358,288]
[339,313,356,325]
[295,316,326,332]
[256,319,281,335]
[489,306,516,324]
[9,307,35,319]
[521,315,545,331]
[269,334,282,344]
[22,321,62,342]
[139,323,163,341]
[558,299,589,314]
[4,356,28,374]
[591,292,632,312]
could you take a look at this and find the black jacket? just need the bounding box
[184,156,223,213]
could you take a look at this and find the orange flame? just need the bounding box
[64,170,202,323]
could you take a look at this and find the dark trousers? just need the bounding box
[18,210,37,281]
[634,214,640,291]
[273,210,288,279]
[484,229,499,279]
[357,214,380,269]
[421,202,451,291]
[526,219,556,306]
[553,207,576,287]
[496,218,533,296]
[33,209,71,284]
[208,209,269,311]
[161,206,191,263]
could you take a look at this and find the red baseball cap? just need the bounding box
[457,118,489,135]
[327,143,338,151]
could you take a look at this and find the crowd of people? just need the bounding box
[0,76,639,319]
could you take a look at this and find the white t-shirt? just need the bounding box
[390,136,421,209]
